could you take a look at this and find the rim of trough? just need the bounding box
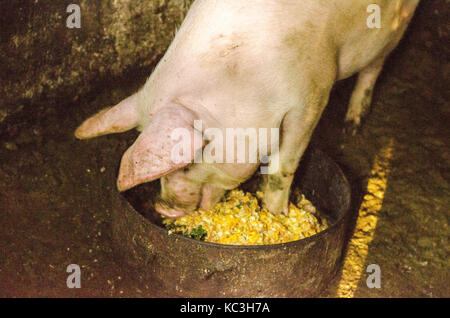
[118,149,352,250]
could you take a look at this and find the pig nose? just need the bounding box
[154,202,186,218]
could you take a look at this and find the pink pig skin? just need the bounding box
[76,0,419,217]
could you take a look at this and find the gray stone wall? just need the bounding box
[0,0,194,123]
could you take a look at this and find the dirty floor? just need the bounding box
[0,1,448,297]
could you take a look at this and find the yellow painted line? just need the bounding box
[337,138,395,298]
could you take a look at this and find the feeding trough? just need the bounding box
[111,148,352,297]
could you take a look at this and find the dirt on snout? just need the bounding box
[0,1,448,297]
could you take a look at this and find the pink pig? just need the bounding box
[76,0,419,217]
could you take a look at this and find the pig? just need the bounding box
[75,0,419,217]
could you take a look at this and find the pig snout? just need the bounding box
[154,202,187,218]
[154,171,201,218]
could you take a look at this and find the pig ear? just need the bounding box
[75,93,139,139]
[116,105,203,192]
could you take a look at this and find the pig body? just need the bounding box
[76,0,419,217]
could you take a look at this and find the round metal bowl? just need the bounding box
[111,148,351,297]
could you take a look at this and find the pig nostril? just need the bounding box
[155,202,186,218]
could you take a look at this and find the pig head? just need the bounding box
[76,0,419,217]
